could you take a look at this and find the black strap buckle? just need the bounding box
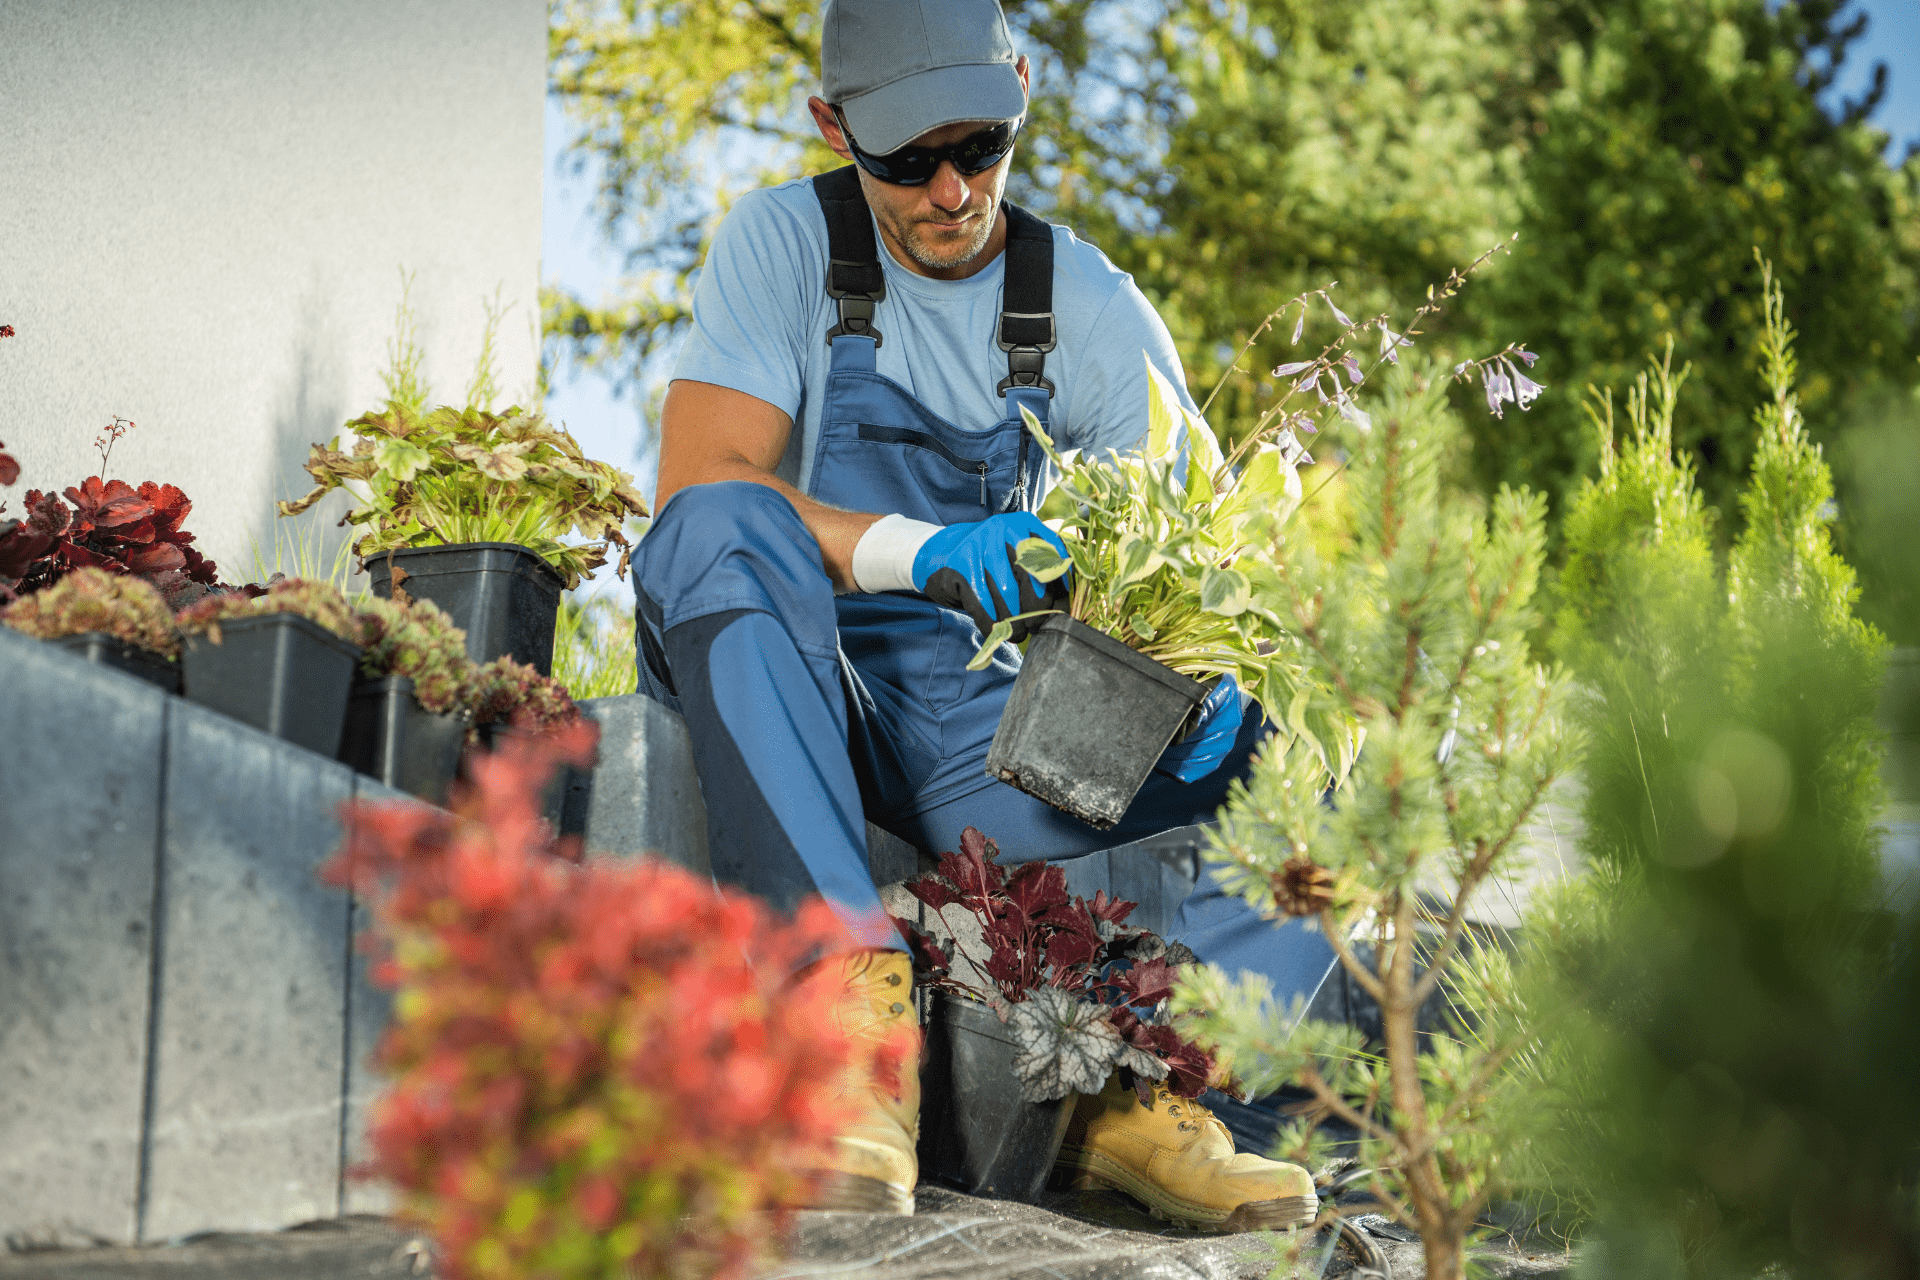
[996,310,1056,395]
[825,257,884,347]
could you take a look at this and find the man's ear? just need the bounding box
[1016,54,1030,101]
[808,96,853,161]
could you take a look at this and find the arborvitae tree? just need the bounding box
[1511,264,1914,1278]
[1175,357,1576,1280]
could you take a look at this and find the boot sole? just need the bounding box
[795,1171,915,1215]
[1060,1150,1317,1234]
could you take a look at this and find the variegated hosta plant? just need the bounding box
[987,354,1348,772]
[278,404,649,590]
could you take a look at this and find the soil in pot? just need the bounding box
[182,614,360,757]
[984,615,1209,829]
[51,631,179,694]
[366,543,563,676]
[340,676,465,806]
[917,990,1077,1202]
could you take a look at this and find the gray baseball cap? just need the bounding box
[822,0,1026,157]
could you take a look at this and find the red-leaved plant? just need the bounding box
[894,826,1219,1105]
[324,721,888,1280]
[0,412,226,607]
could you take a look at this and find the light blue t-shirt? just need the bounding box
[672,174,1195,496]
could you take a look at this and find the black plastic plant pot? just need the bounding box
[984,615,1209,830]
[365,542,563,677]
[181,614,361,757]
[51,631,180,694]
[339,676,466,806]
[917,991,1077,1202]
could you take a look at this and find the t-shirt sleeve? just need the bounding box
[670,189,818,417]
[1062,275,1199,460]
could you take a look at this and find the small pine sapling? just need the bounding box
[1172,359,1576,1280]
[324,722,890,1280]
[1,565,182,658]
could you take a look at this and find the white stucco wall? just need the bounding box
[0,0,545,579]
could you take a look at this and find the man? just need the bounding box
[632,0,1334,1231]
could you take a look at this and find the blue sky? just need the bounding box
[538,1,1920,596]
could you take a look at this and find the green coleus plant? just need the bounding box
[277,404,649,590]
[1,565,182,658]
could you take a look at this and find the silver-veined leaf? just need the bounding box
[967,619,1015,670]
[1014,536,1071,583]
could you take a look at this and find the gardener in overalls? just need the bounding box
[633,0,1333,1229]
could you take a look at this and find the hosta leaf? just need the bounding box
[1114,534,1154,587]
[1200,566,1251,617]
[1007,987,1123,1102]
[1014,536,1070,583]
[967,619,1015,670]
[1143,354,1181,461]
[1129,612,1157,641]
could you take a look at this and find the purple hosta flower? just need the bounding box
[1513,347,1539,367]
[1290,307,1306,345]
[1341,354,1364,385]
[1336,392,1373,433]
[1453,360,1473,378]
[1326,295,1355,329]
[1483,365,1516,418]
[1378,324,1413,364]
[1502,357,1544,410]
[1272,360,1315,378]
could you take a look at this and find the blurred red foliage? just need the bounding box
[325,720,887,1280]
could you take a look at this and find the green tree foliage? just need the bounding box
[1174,359,1576,1280]
[1509,270,1915,1278]
[1479,0,1920,517]
[546,0,1920,543]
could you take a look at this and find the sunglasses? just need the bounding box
[832,107,1022,186]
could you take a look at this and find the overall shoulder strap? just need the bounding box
[811,166,885,346]
[997,203,1056,397]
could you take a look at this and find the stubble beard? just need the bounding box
[889,199,997,272]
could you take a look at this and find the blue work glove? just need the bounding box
[1155,675,1245,782]
[912,512,1070,642]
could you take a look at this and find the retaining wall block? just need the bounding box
[568,695,709,874]
[140,701,353,1241]
[338,778,404,1218]
[0,628,168,1248]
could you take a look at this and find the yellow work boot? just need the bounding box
[1055,1073,1317,1233]
[796,949,920,1214]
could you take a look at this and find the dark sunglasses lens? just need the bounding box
[953,121,1019,173]
[864,147,939,184]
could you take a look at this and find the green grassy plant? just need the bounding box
[553,593,639,701]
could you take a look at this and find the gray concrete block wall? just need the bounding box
[141,704,356,1240]
[0,630,167,1247]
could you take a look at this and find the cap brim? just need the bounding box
[837,60,1026,158]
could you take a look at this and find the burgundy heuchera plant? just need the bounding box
[895,826,1219,1105]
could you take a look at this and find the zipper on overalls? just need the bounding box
[977,461,989,507]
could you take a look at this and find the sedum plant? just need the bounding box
[893,826,1217,1104]
[177,576,358,642]
[1170,358,1575,1280]
[278,403,649,590]
[464,655,582,742]
[353,595,471,716]
[1,565,182,659]
[323,721,889,1280]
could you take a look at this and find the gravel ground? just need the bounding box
[0,1188,1574,1280]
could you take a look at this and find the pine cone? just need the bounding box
[1273,856,1334,917]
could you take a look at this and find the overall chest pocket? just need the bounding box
[812,419,1026,526]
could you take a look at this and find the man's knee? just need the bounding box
[636,479,836,639]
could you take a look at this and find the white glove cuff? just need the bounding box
[850,514,942,594]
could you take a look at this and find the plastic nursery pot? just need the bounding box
[917,990,1077,1202]
[984,615,1209,830]
[181,613,361,757]
[339,676,466,806]
[365,543,563,677]
[51,631,180,694]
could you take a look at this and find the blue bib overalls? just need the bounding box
[632,167,1333,1007]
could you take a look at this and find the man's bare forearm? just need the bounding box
[656,453,881,593]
